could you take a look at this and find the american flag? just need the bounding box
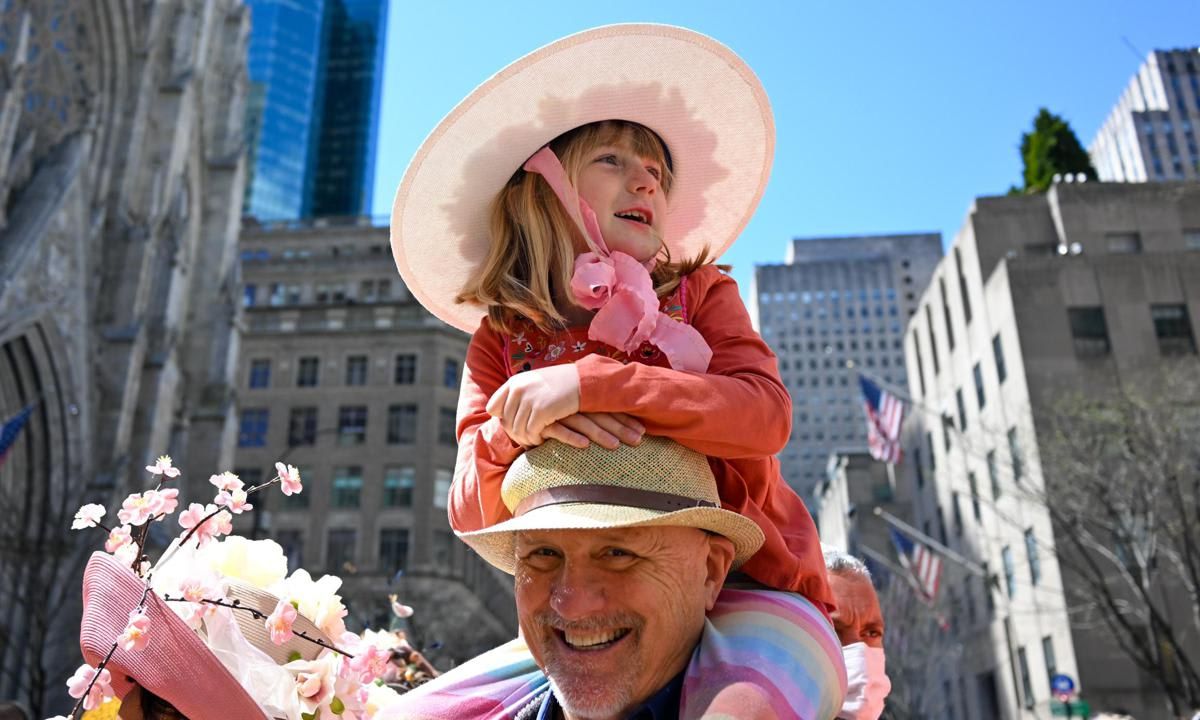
[890,526,942,604]
[859,375,904,464]
[0,405,34,467]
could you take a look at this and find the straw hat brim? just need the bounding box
[80,552,268,720]
[390,23,774,332]
[457,502,765,575]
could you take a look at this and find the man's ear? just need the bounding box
[703,534,736,610]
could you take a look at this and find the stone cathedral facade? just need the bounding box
[0,1,249,714]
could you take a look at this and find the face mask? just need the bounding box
[838,642,891,720]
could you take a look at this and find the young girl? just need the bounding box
[388,25,845,719]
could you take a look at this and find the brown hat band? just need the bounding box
[513,484,718,518]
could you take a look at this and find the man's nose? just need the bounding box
[549,562,607,620]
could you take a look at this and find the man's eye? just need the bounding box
[606,547,635,558]
[532,547,560,557]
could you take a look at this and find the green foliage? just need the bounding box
[1016,108,1098,193]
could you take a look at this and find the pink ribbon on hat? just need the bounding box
[523,147,712,372]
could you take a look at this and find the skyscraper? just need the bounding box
[751,234,942,501]
[243,0,389,221]
[1090,48,1200,183]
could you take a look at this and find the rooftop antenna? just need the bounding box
[1120,36,1145,64]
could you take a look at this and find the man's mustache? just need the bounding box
[532,610,644,634]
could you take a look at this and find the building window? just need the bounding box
[433,469,452,510]
[1025,528,1041,586]
[1151,304,1197,355]
[925,306,941,374]
[378,528,410,573]
[394,354,417,384]
[1105,231,1142,254]
[275,529,304,573]
[1042,636,1057,682]
[326,529,357,572]
[987,450,1001,499]
[1185,229,1200,250]
[1067,306,1110,357]
[914,447,925,489]
[332,466,363,508]
[956,388,968,431]
[287,407,318,446]
[433,530,455,568]
[1017,646,1035,708]
[911,330,927,397]
[243,284,257,308]
[968,472,982,521]
[383,466,415,507]
[238,409,268,447]
[337,406,368,445]
[973,363,986,409]
[952,492,963,536]
[297,357,320,387]
[345,355,368,386]
[983,562,995,613]
[1002,546,1016,598]
[443,359,459,389]
[992,333,1007,383]
[926,432,936,471]
[940,277,955,350]
[955,248,972,324]
[248,359,271,389]
[387,404,418,444]
[438,407,457,446]
[1008,428,1024,483]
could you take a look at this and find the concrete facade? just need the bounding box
[1090,48,1200,183]
[0,1,250,714]
[903,180,1200,719]
[235,219,516,668]
[751,234,941,502]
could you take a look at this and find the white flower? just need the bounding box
[201,536,288,590]
[275,569,348,640]
[146,455,180,478]
[208,471,244,493]
[364,681,401,715]
[71,503,106,530]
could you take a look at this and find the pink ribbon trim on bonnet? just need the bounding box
[522,147,712,372]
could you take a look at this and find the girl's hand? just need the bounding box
[486,365,582,447]
[543,412,645,450]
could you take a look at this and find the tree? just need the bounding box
[1011,108,1098,194]
[1032,370,1200,717]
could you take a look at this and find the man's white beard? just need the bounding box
[547,667,637,720]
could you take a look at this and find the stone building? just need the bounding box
[0,1,250,715]
[235,218,516,668]
[902,180,1200,719]
[751,233,941,501]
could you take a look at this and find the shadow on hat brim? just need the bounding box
[457,502,765,575]
[80,552,268,720]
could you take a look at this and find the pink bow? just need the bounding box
[523,148,712,372]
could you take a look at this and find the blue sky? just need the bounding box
[372,1,1200,293]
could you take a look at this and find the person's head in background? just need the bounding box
[824,546,890,720]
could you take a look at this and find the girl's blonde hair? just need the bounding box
[456,121,715,334]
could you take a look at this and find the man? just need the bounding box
[385,437,845,720]
[823,548,891,720]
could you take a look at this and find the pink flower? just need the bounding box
[209,471,243,493]
[215,487,253,514]
[118,610,152,652]
[155,488,180,516]
[347,643,390,683]
[285,655,337,713]
[178,503,232,547]
[388,593,413,619]
[105,525,133,554]
[276,462,303,496]
[145,455,180,478]
[118,492,158,526]
[66,663,115,710]
[266,599,298,645]
[113,543,140,566]
[71,503,106,530]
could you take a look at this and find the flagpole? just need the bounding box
[873,506,987,578]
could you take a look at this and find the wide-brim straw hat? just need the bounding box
[80,552,267,719]
[458,436,765,573]
[390,23,775,333]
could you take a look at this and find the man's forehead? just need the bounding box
[516,527,652,545]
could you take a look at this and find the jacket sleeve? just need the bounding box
[449,323,521,533]
[576,267,792,458]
